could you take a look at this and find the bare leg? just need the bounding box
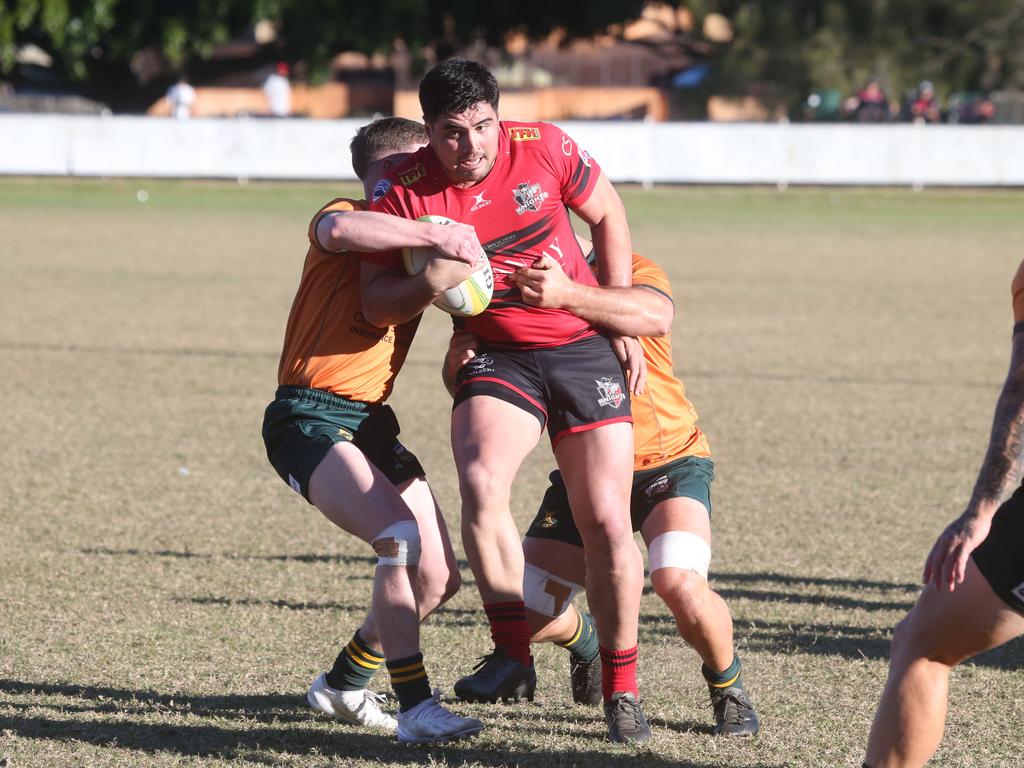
[555,422,641,651]
[357,476,461,648]
[641,497,734,672]
[865,558,1024,767]
[523,536,588,643]
[308,442,421,661]
[451,396,541,605]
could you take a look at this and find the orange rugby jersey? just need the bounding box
[276,198,421,403]
[631,253,711,471]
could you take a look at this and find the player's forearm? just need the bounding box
[317,211,443,253]
[966,336,1024,517]
[589,215,632,288]
[562,284,671,337]
[361,272,441,326]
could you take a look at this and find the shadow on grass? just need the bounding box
[0,697,768,767]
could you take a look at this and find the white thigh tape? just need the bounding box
[523,562,582,618]
[372,520,421,566]
[648,531,711,578]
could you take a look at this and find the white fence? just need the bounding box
[2,114,1024,186]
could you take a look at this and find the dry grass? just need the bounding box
[1,178,1022,767]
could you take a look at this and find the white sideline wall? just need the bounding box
[2,114,1023,186]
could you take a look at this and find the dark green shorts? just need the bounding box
[525,455,715,547]
[262,386,425,502]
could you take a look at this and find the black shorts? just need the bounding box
[972,484,1024,614]
[525,455,715,547]
[452,334,632,446]
[262,386,425,503]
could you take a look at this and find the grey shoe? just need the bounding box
[603,691,652,743]
[569,652,602,706]
[396,695,484,744]
[453,649,536,703]
[709,685,759,736]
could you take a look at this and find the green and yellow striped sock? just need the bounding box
[702,654,743,690]
[326,629,384,691]
[556,609,599,662]
[386,652,431,712]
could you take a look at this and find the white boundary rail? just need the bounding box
[2,114,1023,186]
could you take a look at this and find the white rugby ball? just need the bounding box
[402,215,493,317]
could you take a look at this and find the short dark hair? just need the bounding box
[350,117,427,180]
[419,58,499,124]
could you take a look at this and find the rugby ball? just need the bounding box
[402,215,493,317]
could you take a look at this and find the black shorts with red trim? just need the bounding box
[452,334,632,446]
[971,483,1024,615]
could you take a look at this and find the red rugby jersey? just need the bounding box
[369,121,603,349]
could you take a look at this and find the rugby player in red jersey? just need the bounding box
[360,59,650,743]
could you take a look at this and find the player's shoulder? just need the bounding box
[632,253,672,297]
[503,120,569,153]
[318,197,366,216]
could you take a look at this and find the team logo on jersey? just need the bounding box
[538,510,559,529]
[595,377,626,409]
[561,135,573,156]
[509,126,541,141]
[470,190,492,212]
[392,442,415,468]
[1012,580,1024,604]
[512,181,549,215]
[464,354,495,376]
[643,475,670,498]
[399,163,426,186]
[371,178,392,202]
[579,147,593,168]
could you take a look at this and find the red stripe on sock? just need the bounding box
[600,645,639,700]
[484,601,532,666]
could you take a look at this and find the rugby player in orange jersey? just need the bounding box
[864,261,1024,767]
[443,245,760,736]
[262,117,485,744]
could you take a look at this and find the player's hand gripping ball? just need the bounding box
[402,215,493,317]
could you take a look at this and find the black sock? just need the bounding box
[386,652,431,712]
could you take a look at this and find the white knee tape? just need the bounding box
[372,520,421,566]
[523,562,583,618]
[648,531,711,579]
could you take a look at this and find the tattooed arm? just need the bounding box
[923,329,1024,591]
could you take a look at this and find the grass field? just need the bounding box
[1,178,1023,767]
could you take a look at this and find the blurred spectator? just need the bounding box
[804,89,842,121]
[166,75,196,119]
[263,62,292,117]
[908,81,941,123]
[949,92,996,124]
[845,78,892,122]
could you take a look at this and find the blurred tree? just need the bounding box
[687,0,1024,117]
[0,0,648,111]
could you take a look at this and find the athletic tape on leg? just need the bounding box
[648,531,711,578]
[523,562,582,618]
[372,520,421,566]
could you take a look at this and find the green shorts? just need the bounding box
[262,386,425,502]
[525,455,715,547]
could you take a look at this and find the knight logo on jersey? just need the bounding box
[399,163,426,186]
[642,475,670,498]
[513,181,549,215]
[595,377,626,409]
[510,126,541,141]
[1012,580,1024,604]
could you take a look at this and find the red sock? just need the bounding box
[483,601,532,666]
[600,645,639,700]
